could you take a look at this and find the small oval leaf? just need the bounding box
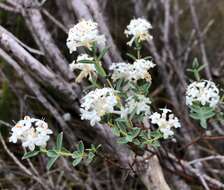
[56,132,63,150]
[22,150,40,160]
[47,150,58,158]
[47,156,59,170]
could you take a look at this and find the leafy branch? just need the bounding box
[23,132,101,170]
[187,58,206,81]
[189,104,216,128]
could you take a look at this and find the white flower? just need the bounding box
[125,18,153,46]
[131,59,155,82]
[126,94,151,116]
[9,116,52,151]
[21,128,37,151]
[159,127,174,139]
[110,62,131,81]
[110,59,155,83]
[149,108,181,139]
[69,54,96,83]
[9,117,32,143]
[80,88,118,126]
[80,109,101,126]
[66,20,106,53]
[120,107,129,118]
[186,80,220,107]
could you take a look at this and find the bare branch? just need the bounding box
[0,2,19,13]
[0,134,51,190]
[188,0,212,80]
[0,48,77,142]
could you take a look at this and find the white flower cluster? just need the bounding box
[80,88,118,126]
[66,20,106,53]
[149,109,181,139]
[125,18,153,46]
[69,54,96,83]
[126,94,151,116]
[186,80,220,107]
[110,59,155,83]
[9,116,52,151]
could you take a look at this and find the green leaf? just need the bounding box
[134,37,141,49]
[86,144,99,153]
[98,47,109,60]
[93,144,101,152]
[56,132,63,150]
[72,151,80,159]
[189,104,216,129]
[78,59,95,64]
[187,58,207,81]
[143,56,152,60]
[126,53,136,61]
[22,150,40,159]
[125,135,133,142]
[111,127,120,136]
[187,68,194,72]
[129,127,141,138]
[192,58,199,68]
[78,141,84,154]
[129,107,137,120]
[72,157,82,167]
[86,152,95,165]
[94,63,107,77]
[117,137,129,144]
[61,147,70,154]
[47,150,58,158]
[90,41,97,55]
[200,119,208,129]
[198,64,206,71]
[150,130,161,138]
[89,78,101,88]
[115,79,124,91]
[151,141,160,148]
[141,83,150,95]
[47,156,59,170]
[115,117,127,123]
[139,130,148,139]
[115,121,127,134]
[133,139,141,146]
